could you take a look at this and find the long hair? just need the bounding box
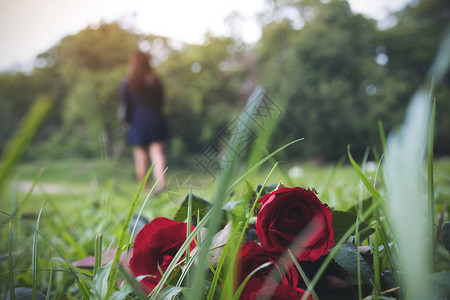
[127,51,157,94]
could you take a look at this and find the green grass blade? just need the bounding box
[384,88,433,299]
[128,165,162,242]
[221,163,279,299]
[45,252,54,300]
[247,90,286,178]
[347,146,382,202]
[8,221,15,300]
[188,87,299,300]
[376,224,395,271]
[232,262,272,300]
[371,231,381,295]
[1,211,90,296]
[268,155,295,187]
[206,231,233,300]
[14,168,45,217]
[176,245,200,287]
[0,95,51,193]
[355,217,362,300]
[253,216,325,300]
[94,233,103,277]
[319,156,345,201]
[52,258,92,298]
[225,162,278,295]
[118,267,149,300]
[52,258,94,277]
[358,147,371,215]
[378,120,386,152]
[427,98,436,269]
[106,166,153,298]
[32,202,46,300]
[149,209,213,299]
[306,200,381,296]
[236,162,278,251]
[226,138,303,196]
[11,175,19,215]
[186,188,193,264]
[373,154,384,188]
[288,250,318,300]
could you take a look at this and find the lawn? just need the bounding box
[1,155,450,298]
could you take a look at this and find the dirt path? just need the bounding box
[17,181,72,195]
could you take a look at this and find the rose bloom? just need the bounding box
[129,217,195,292]
[256,187,334,261]
[241,278,313,300]
[237,241,302,289]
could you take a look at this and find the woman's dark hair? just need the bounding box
[127,51,158,94]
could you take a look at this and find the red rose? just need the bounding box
[240,278,313,300]
[256,187,334,261]
[129,217,195,292]
[237,241,302,289]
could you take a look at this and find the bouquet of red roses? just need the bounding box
[127,185,383,300]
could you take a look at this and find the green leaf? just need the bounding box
[32,203,46,300]
[233,262,272,300]
[429,271,450,289]
[159,285,184,299]
[222,200,246,213]
[256,183,278,197]
[429,271,450,299]
[245,181,255,200]
[109,284,134,300]
[106,166,153,298]
[8,221,15,300]
[442,222,450,252]
[332,210,375,242]
[173,193,219,224]
[118,267,149,300]
[333,242,374,285]
[150,210,213,299]
[93,262,112,299]
[347,197,374,220]
[222,200,247,220]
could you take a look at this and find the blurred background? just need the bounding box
[0,0,449,165]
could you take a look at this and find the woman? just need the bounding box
[119,51,169,193]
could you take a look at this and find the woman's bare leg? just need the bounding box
[149,141,166,191]
[133,146,148,183]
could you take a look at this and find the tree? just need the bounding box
[257,0,408,160]
[158,35,249,163]
[31,22,140,157]
[380,0,450,155]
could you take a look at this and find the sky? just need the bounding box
[0,0,413,72]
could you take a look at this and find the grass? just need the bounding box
[1,155,449,298]
[4,156,380,217]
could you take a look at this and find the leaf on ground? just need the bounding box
[332,210,375,242]
[332,242,374,285]
[256,183,278,197]
[347,197,374,219]
[157,285,184,299]
[429,271,450,297]
[173,194,216,224]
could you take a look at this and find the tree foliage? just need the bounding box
[0,0,448,162]
[257,0,449,160]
